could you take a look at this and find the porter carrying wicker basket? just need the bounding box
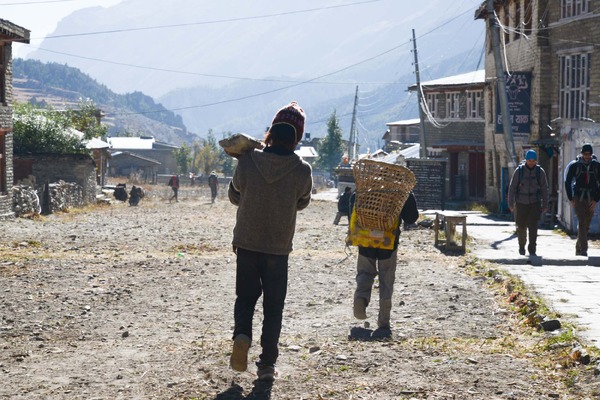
[352,159,416,231]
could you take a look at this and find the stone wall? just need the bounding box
[14,154,97,204]
[12,181,85,217]
[0,43,15,219]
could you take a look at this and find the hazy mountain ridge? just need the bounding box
[23,0,486,149]
[12,59,197,145]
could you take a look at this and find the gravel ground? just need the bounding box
[1,183,599,399]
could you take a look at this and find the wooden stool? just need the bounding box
[434,212,467,252]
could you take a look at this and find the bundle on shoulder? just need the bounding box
[219,133,265,158]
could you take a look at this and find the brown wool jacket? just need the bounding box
[228,148,313,255]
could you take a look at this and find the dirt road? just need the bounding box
[0,185,597,399]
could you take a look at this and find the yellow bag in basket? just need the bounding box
[346,208,397,250]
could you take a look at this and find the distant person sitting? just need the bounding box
[333,186,352,225]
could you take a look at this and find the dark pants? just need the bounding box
[234,248,288,366]
[210,185,218,202]
[515,202,541,254]
[574,199,595,254]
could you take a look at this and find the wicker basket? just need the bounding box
[352,159,416,231]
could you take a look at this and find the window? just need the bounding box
[467,91,482,119]
[426,93,437,118]
[561,0,590,18]
[445,93,460,119]
[559,53,590,120]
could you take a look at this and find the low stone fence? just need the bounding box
[12,181,85,218]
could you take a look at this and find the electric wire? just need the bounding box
[39,0,385,40]
[13,2,489,123]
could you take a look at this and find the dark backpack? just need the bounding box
[516,163,541,196]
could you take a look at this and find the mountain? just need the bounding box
[23,0,486,150]
[12,59,197,145]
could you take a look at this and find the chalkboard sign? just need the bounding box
[406,159,446,210]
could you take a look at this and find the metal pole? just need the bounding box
[412,29,427,159]
[486,0,517,168]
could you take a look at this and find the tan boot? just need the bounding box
[353,297,368,320]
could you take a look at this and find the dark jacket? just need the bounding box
[168,175,179,189]
[350,191,419,260]
[564,157,600,202]
[337,191,352,213]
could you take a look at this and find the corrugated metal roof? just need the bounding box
[409,70,486,90]
[386,118,421,126]
[107,136,156,150]
[295,146,318,158]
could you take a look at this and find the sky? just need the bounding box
[0,0,122,57]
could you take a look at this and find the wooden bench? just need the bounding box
[434,212,467,252]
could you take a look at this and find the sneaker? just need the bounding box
[230,334,251,372]
[581,251,588,257]
[256,364,276,381]
[529,252,537,257]
[353,297,367,320]
[518,248,525,256]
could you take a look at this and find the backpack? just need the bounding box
[516,163,541,196]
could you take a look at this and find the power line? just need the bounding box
[21,3,486,121]
[0,0,78,5]
[33,47,406,86]
[41,0,384,40]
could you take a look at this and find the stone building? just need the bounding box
[0,19,29,219]
[476,0,600,231]
[107,136,179,175]
[383,118,420,152]
[407,70,487,201]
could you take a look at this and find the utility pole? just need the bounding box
[487,0,517,168]
[412,29,427,159]
[348,85,359,161]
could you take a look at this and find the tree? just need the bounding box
[317,110,345,174]
[68,98,108,140]
[172,143,192,174]
[196,130,221,175]
[219,132,236,177]
[12,103,88,155]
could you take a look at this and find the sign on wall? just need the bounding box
[406,159,446,211]
[495,71,532,141]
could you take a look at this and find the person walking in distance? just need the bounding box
[564,144,600,256]
[333,186,352,225]
[228,101,312,381]
[167,174,180,203]
[208,171,219,203]
[350,191,419,333]
[507,149,549,256]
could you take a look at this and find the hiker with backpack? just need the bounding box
[564,144,600,256]
[507,149,549,256]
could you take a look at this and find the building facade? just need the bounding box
[0,19,30,219]
[408,70,487,201]
[476,0,600,230]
